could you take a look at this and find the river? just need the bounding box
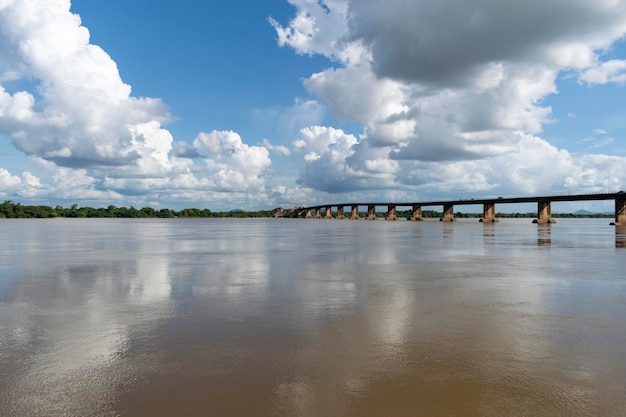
[1,218,625,416]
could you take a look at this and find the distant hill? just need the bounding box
[570,209,612,216]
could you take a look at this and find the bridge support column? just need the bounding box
[386,205,397,221]
[480,203,499,223]
[350,205,359,219]
[314,208,322,219]
[440,203,456,222]
[367,205,377,220]
[305,209,313,219]
[325,206,333,219]
[411,205,423,221]
[533,201,556,224]
[336,206,345,220]
[611,198,626,226]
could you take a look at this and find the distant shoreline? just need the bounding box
[0,201,614,219]
[0,200,277,219]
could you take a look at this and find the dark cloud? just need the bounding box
[347,0,626,85]
[173,141,202,159]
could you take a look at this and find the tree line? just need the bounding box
[0,201,280,219]
[0,200,612,219]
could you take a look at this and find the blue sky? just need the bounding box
[1,0,625,212]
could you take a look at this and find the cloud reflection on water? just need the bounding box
[0,218,624,416]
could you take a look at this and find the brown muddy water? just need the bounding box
[1,218,625,416]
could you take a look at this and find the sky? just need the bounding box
[1,0,626,212]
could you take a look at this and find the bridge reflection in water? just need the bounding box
[280,192,626,227]
[617,227,626,248]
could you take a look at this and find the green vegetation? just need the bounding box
[0,200,281,219]
[0,200,614,219]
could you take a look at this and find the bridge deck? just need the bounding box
[286,192,626,225]
[299,192,624,211]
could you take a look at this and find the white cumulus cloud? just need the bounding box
[0,167,21,188]
[0,0,174,172]
[272,0,626,199]
[0,0,280,209]
[579,59,626,85]
[192,130,272,192]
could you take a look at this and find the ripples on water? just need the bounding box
[0,218,625,416]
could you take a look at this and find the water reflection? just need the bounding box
[538,224,552,246]
[483,223,496,245]
[0,219,276,416]
[1,219,625,416]
[616,226,626,248]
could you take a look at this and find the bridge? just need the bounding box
[277,192,626,226]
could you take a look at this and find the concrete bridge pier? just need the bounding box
[336,206,345,220]
[440,203,456,222]
[305,209,313,219]
[350,205,359,220]
[480,203,500,223]
[611,198,626,226]
[325,206,333,219]
[314,208,322,219]
[367,205,377,220]
[532,201,556,224]
[386,205,397,220]
[411,204,423,221]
